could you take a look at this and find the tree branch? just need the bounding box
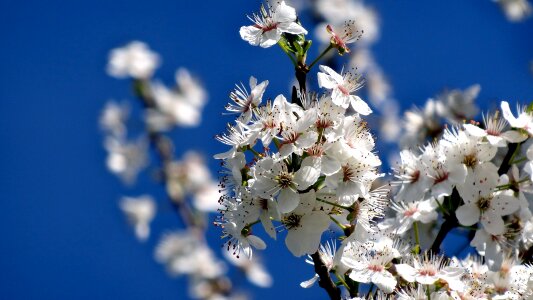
[521,246,533,264]
[311,252,341,300]
[498,142,519,175]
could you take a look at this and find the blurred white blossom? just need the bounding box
[107,41,160,79]
[120,195,156,241]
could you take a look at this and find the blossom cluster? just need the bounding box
[101,41,271,299]
[215,69,386,257]
[216,1,533,299]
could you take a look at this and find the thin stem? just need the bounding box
[329,215,346,231]
[247,146,262,158]
[335,273,350,290]
[317,198,353,212]
[278,41,297,66]
[308,44,333,70]
[413,221,421,254]
[510,156,528,165]
[434,198,449,217]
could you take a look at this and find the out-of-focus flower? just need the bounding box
[435,84,480,124]
[104,136,148,184]
[107,41,160,79]
[240,1,307,48]
[99,101,129,138]
[495,0,532,22]
[165,151,221,212]
[119,195,156,241]
[155,231,226,278]
[223,250,273,288]
[147,68,208,131]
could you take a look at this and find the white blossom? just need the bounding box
[240,1,307,48]
[317,65,371,115]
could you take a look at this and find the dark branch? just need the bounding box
[498,142,519,175]
[311,252,341,300]
[522,246,533,264]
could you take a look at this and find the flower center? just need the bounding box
[306,144,324,157]
[403,206,418,217]
[255,19,278,32]
[486,129,500,136]
[367,264,384,272]
[434,170,449,184]
[463,153,478,167]
[338,84,350,96]
[259,198,269,210]
[342,165,355,182]
[410,170,420,184]
[316,118,334,130]
[418,267,437,277]
[283,214,302,229]
[276,172,293,189]
[477,196,491,212]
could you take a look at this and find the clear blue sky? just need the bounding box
[0,0,532,299]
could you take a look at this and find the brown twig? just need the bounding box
[311,252,341,300]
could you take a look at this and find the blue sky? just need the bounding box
[0,0,532,299]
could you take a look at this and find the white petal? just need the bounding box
[501,130,528,143]
[319,65,343,83]
[300,274,319,288]
[463,124,487,137]
[317,72,337,89]
[239,26,263,46]
[296,132,318,149]
[259,30,282,48]
[350,95,372,115]
[260,211,277,239]
[371,271,397,294]
[480,212,505,235]
[273,1,297,24]
[294,166,320,190]
[285,230,313,257]
[501,101,527,128]
[491,193,519,216]
[456,204,480,226]
[281,22,308,35]
[486,135,506,147]
[294,190,316,215]
[279,143,296,158]
[321,156,341,175]
[278,188,300,213]
[247,235,267,250]
[395,264,416,282]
